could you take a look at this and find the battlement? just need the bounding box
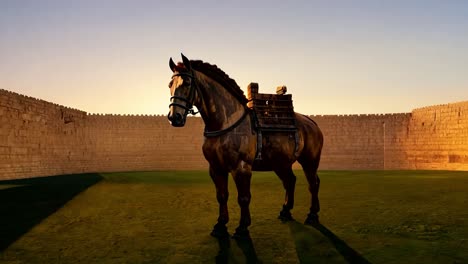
[310,113,411,118]
[413,100,468,112]
[0,88,86,114]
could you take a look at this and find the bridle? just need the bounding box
[169,71,200,116]
[169,70,250,137]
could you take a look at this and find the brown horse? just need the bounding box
[167,54,323,238]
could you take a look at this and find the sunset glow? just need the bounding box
[1,0,467,115]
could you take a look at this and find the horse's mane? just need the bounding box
[176,60,248,104]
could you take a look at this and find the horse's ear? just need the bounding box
[181,53,191,71]
[169,57,176,72]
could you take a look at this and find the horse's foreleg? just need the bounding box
[232,163,252,239]
[209,166,230,238]
[275,168,296,222]
[302,163,320,225]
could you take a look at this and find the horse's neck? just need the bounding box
[194,72,245,131]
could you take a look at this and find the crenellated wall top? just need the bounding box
[1,88,466,119]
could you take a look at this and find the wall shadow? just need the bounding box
[0,173,103,251]
[288,221,371,264]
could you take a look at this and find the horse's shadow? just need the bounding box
[288,221,371,264]
[215,236,231,263]
[235,236,261,264]
[215,236,260,264]
[213,221,369,264]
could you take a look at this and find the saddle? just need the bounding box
[246,83,299,161]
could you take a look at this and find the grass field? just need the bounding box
[1,170,467,263]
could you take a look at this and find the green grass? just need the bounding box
[1,170,467,263]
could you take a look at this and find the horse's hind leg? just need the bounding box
[300,161,321,225]
[274,167,296,222]
[209,166,230,238]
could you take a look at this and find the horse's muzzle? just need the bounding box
[168,112,186,127]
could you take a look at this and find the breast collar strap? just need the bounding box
[204,109,250,137]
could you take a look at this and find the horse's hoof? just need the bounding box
[304,213,319,226]
[232,227,250,240]
[278,210,294,222]
[211,223,229,238]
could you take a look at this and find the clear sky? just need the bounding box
[1,0,467,115]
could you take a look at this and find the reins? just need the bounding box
[169,72,199,115]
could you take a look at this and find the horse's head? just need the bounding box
[167,54,197,127]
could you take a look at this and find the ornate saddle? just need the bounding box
[246,83,299,162]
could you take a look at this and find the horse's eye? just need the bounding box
[168,80,173,88]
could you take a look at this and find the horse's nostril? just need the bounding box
[175,113,183,122]
[168,112,181,119]
[168,112,185,126]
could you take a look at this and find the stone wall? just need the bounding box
[306,113,410,170]
[0,89,88,179]
[84,114,205,173]
[0,89,206,180]
[1,88,467,180]
[402,102,468,170]
[305,102,468,171]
